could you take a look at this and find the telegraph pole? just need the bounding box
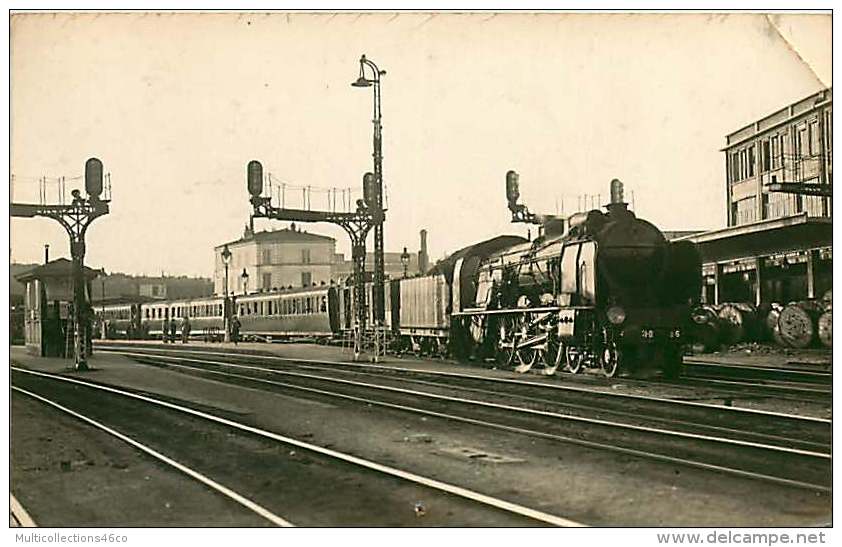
[10,158,110,370]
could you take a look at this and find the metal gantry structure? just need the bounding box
[10,158,110,370]
[245,55,388,360]
[248,162,383,359]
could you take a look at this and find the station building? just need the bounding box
[680,87,832,305]
[214,225,432,296]
[214,223,336,295]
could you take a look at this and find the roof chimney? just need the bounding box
[418,229,429,274]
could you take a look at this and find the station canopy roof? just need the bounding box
[674,213,831,263]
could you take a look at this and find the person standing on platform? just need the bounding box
[169,315,178,344]
[162,314,170,343]
[181,314,191,344]
[231,316,241,346]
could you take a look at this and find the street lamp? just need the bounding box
[100,269,107,340]
[400,246,410,278]
[352,54,387,328]
[241,268,250,295]
[221,244,232,342]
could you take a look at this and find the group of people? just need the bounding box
[161,315,241,344]
[162,315,191,344]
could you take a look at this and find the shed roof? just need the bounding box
[14,258,102,282]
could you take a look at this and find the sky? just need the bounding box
[9,12,831,277]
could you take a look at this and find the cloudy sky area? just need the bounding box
[10,12,831,276]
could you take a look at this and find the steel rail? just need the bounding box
[114,351,829,459]
[10,367,586,528]
[683,359,832,378]
[96,344,832,423]
[94,352,830,492]
[119,350,827,451]
[11,386,294,527]
[10,494,37,527]
[663,376,831,398]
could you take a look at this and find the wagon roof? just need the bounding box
[429,235,528,280]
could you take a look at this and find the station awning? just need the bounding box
[674,213,832,264]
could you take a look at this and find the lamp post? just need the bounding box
[352,54,386,329]
[221,244,232,342]
[100,269,107,340]
[400,246,410,278]
[241,268,250,295]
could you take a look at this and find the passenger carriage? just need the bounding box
[234,285,340,341]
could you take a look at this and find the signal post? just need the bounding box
[10,158,111,370]
[247,161,384,360]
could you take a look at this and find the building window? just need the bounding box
[809,120,820,156]
[263,249,272,265]
[770,136,779,169]
[747,145,755,177]
[761,140,770,172]
[780,131,788,168]
[263,273,272,290]
[797,126,808,158]
[302,249,311,264]
[301,272,312,286]
[825,110,832,154]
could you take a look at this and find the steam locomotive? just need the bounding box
[438,175,701,377]
[95,176,700,378]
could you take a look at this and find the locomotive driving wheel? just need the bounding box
[514,346,538,373]
[601,338,621,378]
[539,336,563,376]
[512,315,537,373]
[494,316,516,367]
[565,345,584,374]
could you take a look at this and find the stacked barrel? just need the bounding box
[690,290,832,352]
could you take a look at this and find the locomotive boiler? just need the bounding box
[448,175,701,377]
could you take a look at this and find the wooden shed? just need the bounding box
[14,259,100,357]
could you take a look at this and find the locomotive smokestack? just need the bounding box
[610,179,624,204]
[607,178,631,218]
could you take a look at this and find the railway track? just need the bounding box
[96,346,830,492]
[664,360,832,404]
[683,359,832,383]
[96,342,832,403]
[11,366,583,527]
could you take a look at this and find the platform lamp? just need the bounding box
[100,269,107,340]
[400,246,410,278]
[352,54,387,327]
[221,244,232,343]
